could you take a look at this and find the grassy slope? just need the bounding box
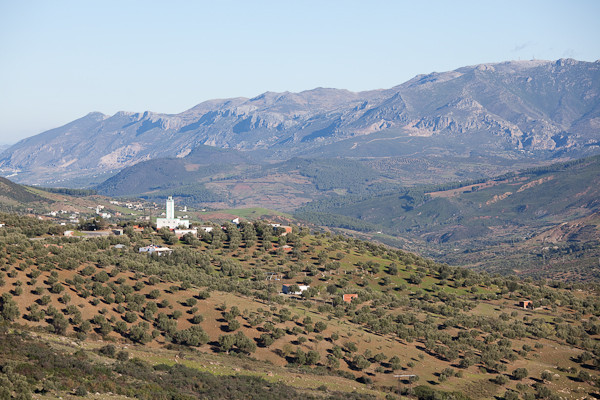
[1,215,599,399]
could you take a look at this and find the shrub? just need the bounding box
[512,367,528,380]
[99,344,117,357]
[116,350,129,361]
[190,314,204,324]
[314,321,327,333]
[50,283,64,294]
[124,312,138,323]
[541,370,553,382]
[0,293,20,322]
[228,320,241,332]
[75,385,88,396]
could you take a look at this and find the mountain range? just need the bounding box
[1,58,599,186]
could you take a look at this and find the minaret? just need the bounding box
[166,196,175,219]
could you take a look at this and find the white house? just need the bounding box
[138,244,172,256]
[281,284,310,295]
[174,228,198,238]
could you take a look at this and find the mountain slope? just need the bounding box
[1,59,599,185]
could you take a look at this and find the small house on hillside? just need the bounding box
[63,231,74,237]
[174,228,198,238]
[139,245,172,256]
[518,300,533,309]
[343,294,358,303]
[282,284,309,295]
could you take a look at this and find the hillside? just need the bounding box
[1,59,599,186]
[0,176,49,211]
[1,213,600,399]
[296,155,600,280]
[95,156,396,211]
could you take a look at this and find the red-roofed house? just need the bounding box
[343,294,358,303]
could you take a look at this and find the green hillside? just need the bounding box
[95,156,399,210]
[0,176,49,211]
[296,155,600,279]
[1,213,600,399]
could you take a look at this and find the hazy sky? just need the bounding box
[1,0,599,144]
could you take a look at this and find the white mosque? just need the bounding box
[156,196,189,230]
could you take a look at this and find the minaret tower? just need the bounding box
[166,196,175,219]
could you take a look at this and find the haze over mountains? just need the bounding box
[1,58,599,186]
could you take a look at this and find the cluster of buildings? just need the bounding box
[109,200,145,211]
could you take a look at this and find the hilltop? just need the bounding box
[1,213,600,399]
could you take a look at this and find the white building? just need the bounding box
[281,284,310,295]
[174,228,198,238]
[139,244,172,256]
[156,196,189,229]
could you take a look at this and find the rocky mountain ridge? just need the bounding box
[1,58,599,185]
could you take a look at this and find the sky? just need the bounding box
[0,0,599,144]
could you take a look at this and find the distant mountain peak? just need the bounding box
[1,59,598,186]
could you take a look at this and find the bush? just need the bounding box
[512,367,528,380]
[99,344,116,357]
[190,314,204,324]
[228,320,241,332]
[541,370,553,382]
[172,326,209,346]
[116,350,129,361]
[314,321,327,333]
[75,385,88,396]
[124,312,138,323]
[0,293,20,322]
[504,390,519,400]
